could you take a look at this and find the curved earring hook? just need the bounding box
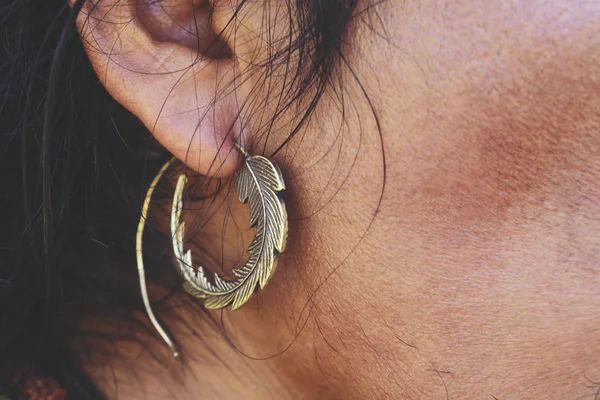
[136,157,179,357]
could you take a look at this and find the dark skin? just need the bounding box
[75,0,600,398]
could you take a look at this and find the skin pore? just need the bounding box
[76,0,600,398]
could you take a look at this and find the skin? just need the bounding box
[75,0,600,398]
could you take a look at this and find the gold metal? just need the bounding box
[137,148,288,356]
[136,157,179,357]
[171,149,288,310]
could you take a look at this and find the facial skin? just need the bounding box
[76,0,600,398]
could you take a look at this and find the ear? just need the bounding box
[75,0,245,177]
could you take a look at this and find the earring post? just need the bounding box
[234,142,249,157]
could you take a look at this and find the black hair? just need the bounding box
[0,0,362,397]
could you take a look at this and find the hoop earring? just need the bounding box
[136,146,288,356]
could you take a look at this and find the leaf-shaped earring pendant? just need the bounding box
[171,145,288,310]
[137,148,288,356]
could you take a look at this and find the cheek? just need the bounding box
[364,0,600,326]
[322,0,600,396]
[362,0,600,227]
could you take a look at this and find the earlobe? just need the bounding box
[76,0,242,176]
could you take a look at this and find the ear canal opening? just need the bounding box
[136,0,232,59]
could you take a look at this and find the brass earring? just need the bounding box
[136,145,288,356]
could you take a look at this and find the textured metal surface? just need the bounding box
[171,154,288,310]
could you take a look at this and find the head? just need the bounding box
[1,0,600,398]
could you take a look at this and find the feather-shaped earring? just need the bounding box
[136,145,288,356]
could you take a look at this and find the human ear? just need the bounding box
[74,0,243,177]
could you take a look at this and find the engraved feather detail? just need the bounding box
[171,155,288,310]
